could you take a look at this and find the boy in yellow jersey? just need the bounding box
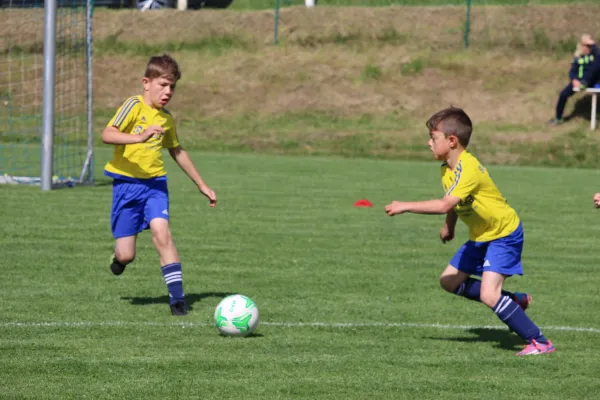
[384,107,555,356]
[102,54,216,316]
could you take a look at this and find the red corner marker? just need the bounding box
[354,199,373,207]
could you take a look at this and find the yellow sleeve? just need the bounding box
[445,161,479,201]
[162,116,180,149]
[107,97,141,132]
[163,127,180,149]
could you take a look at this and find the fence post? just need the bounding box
[464,0,471,48]
[274,0,280,45]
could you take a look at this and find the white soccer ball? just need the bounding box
[214,294,259,337]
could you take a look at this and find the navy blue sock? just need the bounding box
[493,295,547,343]
[453,278,514,302]
[161,263,184,305]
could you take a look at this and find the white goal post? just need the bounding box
[0,0,94,190]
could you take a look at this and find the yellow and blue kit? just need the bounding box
[104,95,180,180]
[104,96,180,238]
[441,151,524,276]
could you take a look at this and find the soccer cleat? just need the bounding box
[110,253,127,276]
[516,339,555,356]
[170,300,189,316]
[512,292,531,311]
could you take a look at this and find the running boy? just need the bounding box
[102,54,216,316]
[384,107,555,356]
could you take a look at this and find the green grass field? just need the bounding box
[2,149,600,399]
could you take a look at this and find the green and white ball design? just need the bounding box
[214,294,259,337]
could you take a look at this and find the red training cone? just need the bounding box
[354,199,373,207]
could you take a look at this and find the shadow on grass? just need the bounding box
[565,93,599,122]
[121,291,235,310]
[218,332,264,339]
[428,328,525,351]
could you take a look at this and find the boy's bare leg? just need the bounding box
[442,265,530,311]
[149,218,187,315]
[479,271,504,308]
[111,235,137,275]
[439,265,470,293]
[149,218,180,266]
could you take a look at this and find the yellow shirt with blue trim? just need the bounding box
[104,95,179,180]
[441,151,520,242]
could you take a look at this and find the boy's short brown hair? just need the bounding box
[144,53,181,82]
[426,107,473,147]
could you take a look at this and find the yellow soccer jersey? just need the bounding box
[104,95,180,180]
[441,151,520,242]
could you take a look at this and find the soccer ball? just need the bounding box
[214,294,259,337]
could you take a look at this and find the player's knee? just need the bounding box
[439,275,458,293]
[152,229,172,250]
[479,288,500,308]
[115,250,135,265]
[560,89,573,99]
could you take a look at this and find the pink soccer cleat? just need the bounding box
[516,339,556,356]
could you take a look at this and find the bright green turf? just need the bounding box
[1,149,600,399]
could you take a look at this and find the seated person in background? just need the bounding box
[548,34,600,125]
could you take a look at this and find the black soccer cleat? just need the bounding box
[110,254,127,276]
[170,301,189,316]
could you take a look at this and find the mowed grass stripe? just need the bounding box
[2,151,600,399]
[2,320,600,334]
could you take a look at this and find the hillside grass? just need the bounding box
[231,0,599,9]
[2,4,600,167]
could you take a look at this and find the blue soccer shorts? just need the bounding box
[450,223,524,277]
[111,178,170,239]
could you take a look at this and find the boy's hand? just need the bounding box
[572,79,582,89]
[440,225,454,243]
[138,125,164,143]
[199,184,217,208]
[593,193,600,208]
[385,201,408,216]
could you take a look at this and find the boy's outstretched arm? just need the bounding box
[385,195,460,216]
[168,146,217,207]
